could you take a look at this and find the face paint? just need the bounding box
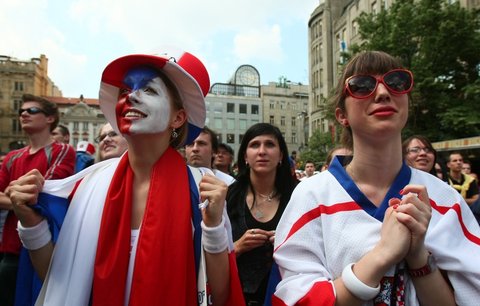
[115,67,172,135]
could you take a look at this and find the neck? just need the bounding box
[249,170,276,196]
[348,137,403,187]
[126,133,171,180]
[27,129,54,153]
[450,170,462,181]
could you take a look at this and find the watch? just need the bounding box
[408,253,437,277]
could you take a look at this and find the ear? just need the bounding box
[335,108,349,127]
[46,116,55,125]
[171,108,187,129]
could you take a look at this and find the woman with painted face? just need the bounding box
[7,50,243,306]
[272,51,480,305]
[226,123,297,305]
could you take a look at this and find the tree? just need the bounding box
[299,130,333,168]
[349,0,480,141]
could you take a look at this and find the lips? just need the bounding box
[370,106,397,116]
[122,109,146,119]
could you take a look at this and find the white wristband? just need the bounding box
[17,219,52,250]
[342,263,380,301]
[201,217,228,254]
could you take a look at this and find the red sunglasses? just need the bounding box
[344,69,414,99]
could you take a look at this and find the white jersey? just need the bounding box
[273,157,480,306]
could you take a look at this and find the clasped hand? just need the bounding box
[381,184,432,266]
[6,169,45,227]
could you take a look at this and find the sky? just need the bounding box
[1,0,321,99]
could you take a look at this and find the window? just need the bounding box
[227,134,235,144]
[83,122,88,131]
[251,104,259,115]
[227,103,235,113]
[214,118,222,129]
[269,101,275,109]
[280,101,285,110]
[280,116,286,126]
[13,99,22,112]
[239,104,247,114]
[269,115,275,125]
[214,102,223,114]
[239,119,247,130]
[14,81,24,91]
[292,132,297,144]
[11,119,21,133]
[227,119,235,130]
[73,122,79,131]
[291,117,296,127]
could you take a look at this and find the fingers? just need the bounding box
[199,174,228,227]
[400,185,430,206]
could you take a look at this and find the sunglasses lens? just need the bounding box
[347,76,377,98]
[19,107,44,116]
[384,70,412,93]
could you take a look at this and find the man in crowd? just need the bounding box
[447,152,479,205]
[214,143,235,177]
[51,124,70,144]
[301,161,317,181]
[185,127,235,185]
[0,94,75,305]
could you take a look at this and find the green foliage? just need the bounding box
[299,130,334,168]
[348,0,480,141]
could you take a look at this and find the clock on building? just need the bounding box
[236,65,260,86]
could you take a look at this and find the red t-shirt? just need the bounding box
[0,142,75,254]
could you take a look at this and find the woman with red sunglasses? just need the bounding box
[271,51,480,305]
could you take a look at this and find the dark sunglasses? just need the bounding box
[344,69,413,99]
[95,131,118,143]
[18,107,47,116]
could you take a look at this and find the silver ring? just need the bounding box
[251,229,255,234]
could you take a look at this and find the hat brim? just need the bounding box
[99,53,207,144]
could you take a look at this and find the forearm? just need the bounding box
[411,269,455,306]
[28,242,54,280]
[466,194,478,205]
[205,250,230,306]
[335,247,391,305]
[0,192,12,210]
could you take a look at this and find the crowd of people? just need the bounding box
[0,49,479,306]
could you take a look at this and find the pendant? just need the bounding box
[255,209,264,219]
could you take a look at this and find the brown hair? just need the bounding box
[154,69,188,149]
[329,51,406,149]
[21,94,59,131]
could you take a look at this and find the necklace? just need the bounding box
[256,191,275,202]
[250,190,276,219]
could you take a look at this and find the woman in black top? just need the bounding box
[226,123,297,305]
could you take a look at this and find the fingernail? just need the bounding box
[393,204,399,209]
[399,189,404,195]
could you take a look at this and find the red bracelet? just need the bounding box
[408,253,437,277]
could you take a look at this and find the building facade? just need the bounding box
[261,80,309,154]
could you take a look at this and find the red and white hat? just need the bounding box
[76,141,96,155]
[99,48,210,144]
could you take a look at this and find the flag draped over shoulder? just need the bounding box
[28,148,244,306]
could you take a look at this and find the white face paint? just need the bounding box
[116,76,172,135]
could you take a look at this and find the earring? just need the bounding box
[172,128,178,139]
[343,119,349,127]
[245,161,249,167]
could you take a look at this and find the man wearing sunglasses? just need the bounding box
[0,94,75,306]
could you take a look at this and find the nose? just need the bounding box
[127,91,140,104]
[374,83,390,101]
